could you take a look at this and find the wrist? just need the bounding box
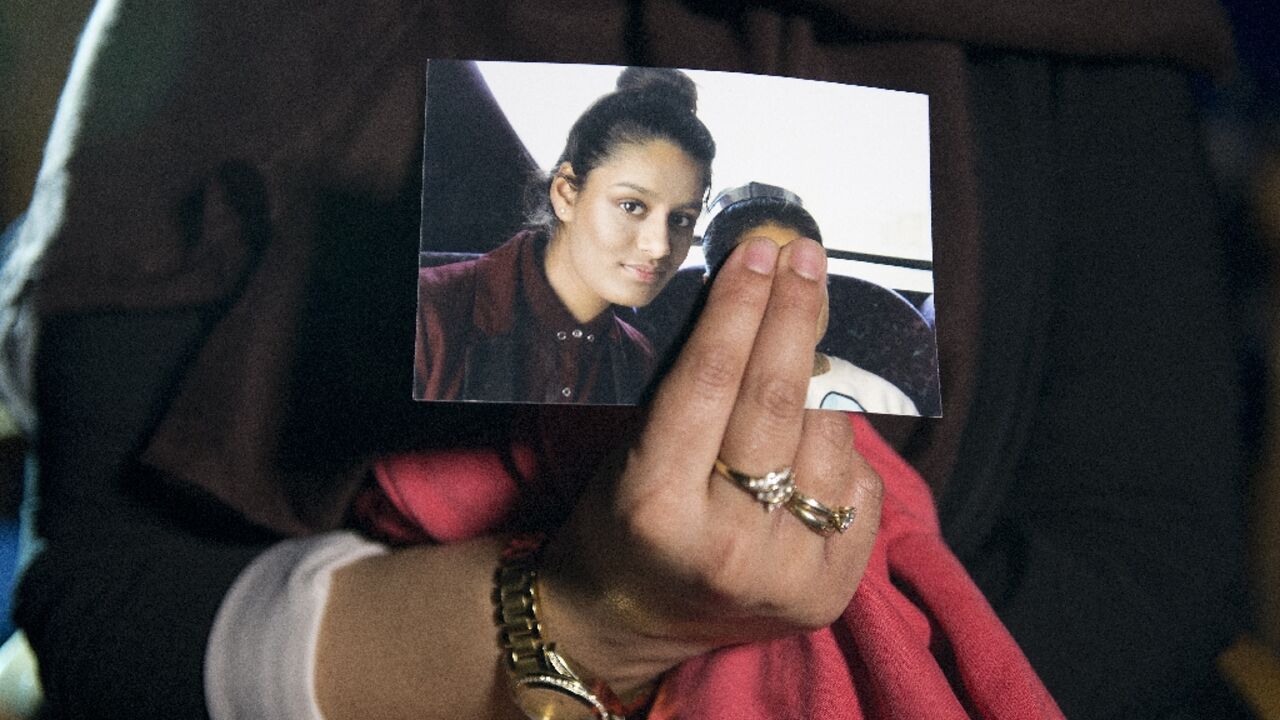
[495,534,673,719]
[535,535,709,695]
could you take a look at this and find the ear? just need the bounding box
[550,162,579,222]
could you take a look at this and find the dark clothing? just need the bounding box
[0,2,1247,719]
[415,231,655,404]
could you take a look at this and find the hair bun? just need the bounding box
[616,67,698,113]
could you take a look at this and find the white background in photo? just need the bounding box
[477,62,933,293]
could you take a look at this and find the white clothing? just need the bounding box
[206,532,387,720]
[806,354,920,416]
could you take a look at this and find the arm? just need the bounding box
[316,537,522,720]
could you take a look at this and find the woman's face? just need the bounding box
[735,222,830,343]
[546,139,705,323]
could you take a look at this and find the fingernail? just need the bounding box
[742,237,779,275]
[789,238,826,281]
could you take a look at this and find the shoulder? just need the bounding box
[419,232,533,334]
[417,260,480,331]
[419,254,483,294]
[419,230,534,295]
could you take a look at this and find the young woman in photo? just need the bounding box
[414,67,715,404]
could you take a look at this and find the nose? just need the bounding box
[636,215,671,260]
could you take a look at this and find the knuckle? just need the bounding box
[749,374,807,420]
[811,411,853,451]
[684,345,739,399]
[852,465,885,508]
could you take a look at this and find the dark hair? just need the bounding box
[700,193,823,279]
[526,67,716,232]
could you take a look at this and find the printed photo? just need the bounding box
[415,59,940,416]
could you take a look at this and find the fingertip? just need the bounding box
[786,238,827,281]
[740,236,779,276]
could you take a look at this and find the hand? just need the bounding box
[538,236,884,692]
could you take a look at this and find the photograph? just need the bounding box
[414,59,940,415]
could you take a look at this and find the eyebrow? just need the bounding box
[611,182,703,212]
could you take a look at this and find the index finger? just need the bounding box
[630,237,780,486]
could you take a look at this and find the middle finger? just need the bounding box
[713,237,827,501]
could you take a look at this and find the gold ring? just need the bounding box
[713,458,795,512]
[785,491,856,536]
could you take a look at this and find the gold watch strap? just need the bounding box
[494,534,626,720]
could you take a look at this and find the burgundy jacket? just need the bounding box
[415,231,655,403]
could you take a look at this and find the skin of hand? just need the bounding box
[315,237,883,718]
[536,236,884,693]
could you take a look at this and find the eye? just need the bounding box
[620,200,645,215]
[670,213,697,229]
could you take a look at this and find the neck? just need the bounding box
[544,230,610,324]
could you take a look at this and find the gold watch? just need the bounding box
[493,535,627,720]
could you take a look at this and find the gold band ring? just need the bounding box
[785,491,856,536]
[713,458,795,512]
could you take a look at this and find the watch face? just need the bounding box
[513,677,604,720]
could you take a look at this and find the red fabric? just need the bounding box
[359,414,1065,719]
[360,443,537,544]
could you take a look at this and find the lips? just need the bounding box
[623,263,666,284]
